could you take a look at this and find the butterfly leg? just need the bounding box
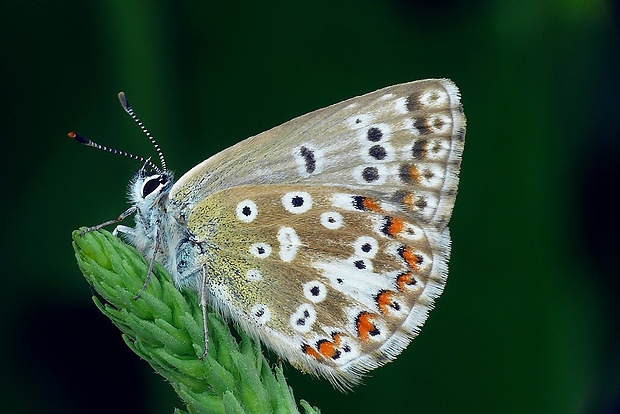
[134,219,161,300]
[199,263,209,359]
[80,205,138,235]
[112,224,134,237]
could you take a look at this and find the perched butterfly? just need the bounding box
[70,79,465,390]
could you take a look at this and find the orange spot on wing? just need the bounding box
[387,217,405,236]
[397,272,416,291]
[356,312,380,341]
[331,332,342,346]
[400,246,423,271]
[376,291,395,314]
[362,197,382,212]
[317,340,338,358]
[408,166,421,182]
[402,193,416,209]
[302,344,321,360]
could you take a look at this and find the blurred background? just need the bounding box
[1,1,619,413]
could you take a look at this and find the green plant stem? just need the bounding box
[72,229,320,414]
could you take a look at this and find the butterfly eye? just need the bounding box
[141,175,163,198]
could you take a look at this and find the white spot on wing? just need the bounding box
[251,304,271,324]
[330,193,356,211]
[277,226,300,262]
[290,303,317,333]
[249,242,272,258]
[419,88,449,108]
[236,199,258,222]
[418,164,445,188]
[353,236,379,258]
[281,191,313,214]
[400,222,425,241]
[303,281,327,303]
[426,139,450,160]
[320,211,344,229]
[394,97,408,114]
[427,114,452,134]
[403,118,418,136]
[246,269,262,281]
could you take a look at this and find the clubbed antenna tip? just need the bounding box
[116,91,167,173]
[68,131,90,144]
[118,91,129,111]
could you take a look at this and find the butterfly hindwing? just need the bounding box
[183,183,451,388]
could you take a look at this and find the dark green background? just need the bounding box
[2,1,618,413]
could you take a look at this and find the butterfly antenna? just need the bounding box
[117,92,168,173]
[68,131,162,173]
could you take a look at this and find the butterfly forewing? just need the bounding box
[170,79,464,230]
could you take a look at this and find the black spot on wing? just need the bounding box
[299,146,316,174]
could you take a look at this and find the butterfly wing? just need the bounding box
[170,79,465,229]
[186,184,452,389]
[169,79,465,388]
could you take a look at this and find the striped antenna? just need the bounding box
[68,131,161,174]
[117,92,167,173]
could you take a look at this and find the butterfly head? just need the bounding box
[129,168,174,207]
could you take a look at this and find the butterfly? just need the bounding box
[70,79,465,390]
